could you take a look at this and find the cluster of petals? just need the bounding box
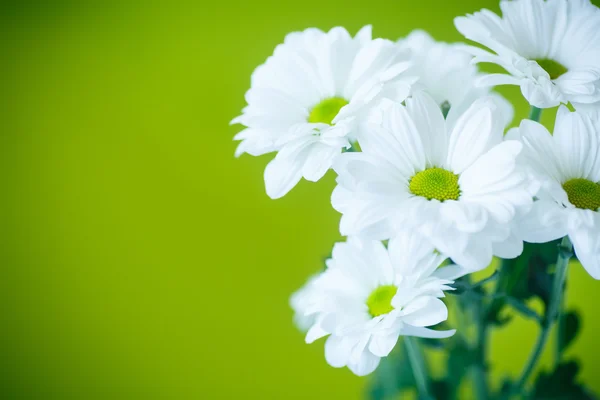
[234,0,600,377]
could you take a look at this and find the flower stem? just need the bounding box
[529,106,542,122]
[404,337,432,399]
[511,236,573,396]
[473,302,489,400]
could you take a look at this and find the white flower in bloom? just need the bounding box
[397,30,513,127]
[290,273,321,332]
[511,107,600,278]
[232,26,413,199]
[291,234,456,376]
[455,0,600,109]
[332,91,535,271]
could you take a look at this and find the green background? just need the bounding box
[1,0,599,398]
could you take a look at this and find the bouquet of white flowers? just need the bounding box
[233,0,600,398]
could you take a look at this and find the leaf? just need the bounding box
[495,378,513,400]
[531,361,597,400]
[420,337,446,349]
[446,339,477,396]
[488,240,561,325]
[558,311,580,354]
[430,380,451,400]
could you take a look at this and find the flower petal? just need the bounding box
[368,333,399,358]
[401,297,448,327]
[401,325,456,339]
[447,97,503,174]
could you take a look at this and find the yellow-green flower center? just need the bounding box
[562,178,600,211]
[409,167,460,202]
[366,285,398,317]
[308,97,349,125]
[534,58,568,80]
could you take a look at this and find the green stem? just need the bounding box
[529,106,542,122]
[404,337,432,399]
[473,302,489,400]
[556,269,569,366]
[511,236,573,396]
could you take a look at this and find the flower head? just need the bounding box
[511,107,600,278]
[332,91,535,271]
[232,26,413,199]
[397,30,513,127]
[455,0,600,109]
[291,234,456,376]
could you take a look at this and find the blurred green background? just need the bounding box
[1,0,600,398]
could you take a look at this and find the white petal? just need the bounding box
[347,350,381,376]
[475,73,521,87]
[302,143,341,182]
[405,90,448,167]
[361,101,427,174]
[305,323,329,344]
[433,264,470,280]
[388,230,441,276]
[401,325,456,339]
[520,78,562,109]
[368,333,399,358]
[447,97,502,174]
[355,25,372,44]
[453,233,494,272]
[493,229,524,259]
[401,297,448,327]
[516,200,568,243]
[519,119,563,183]
[459,141,528,223]
[553,106,599,181]
[569,224,600,280]
[325,335,354,368]
[264,144,311,199]
[439,201,489,233]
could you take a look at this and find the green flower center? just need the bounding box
[409,167,460,202]
[308,97,349,125]
[366,285,398,317]
[534,59,568,80]
[562,178,600,211]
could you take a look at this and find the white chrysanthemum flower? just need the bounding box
[455,0,600,109]
[511,106,600,278]
[291,234,456,376]
[232,26,413,199]
[397,30,514,127]
[290,273,321,332]
[332,91,535,271]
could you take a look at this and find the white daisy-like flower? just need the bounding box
[332,91,535,271]
[511,106,600,278]
[290,273,321,332]
[291,234,456,376]
[232,25,414,199]
[455,0,600,109]
[397,29,514,127]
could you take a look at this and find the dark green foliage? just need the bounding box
[532,361,597,400]
[446,338,478,397]
[368,345,415,400]
[487,240,560,326]
[558,311,580,354]
[430,380,451,400]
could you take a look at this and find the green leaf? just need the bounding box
[420,337,446,349]
[558,311,580,353]
[487,240,561,325]
[430,380,450,400]
[531,361,597,400]
[445,339,477,396]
